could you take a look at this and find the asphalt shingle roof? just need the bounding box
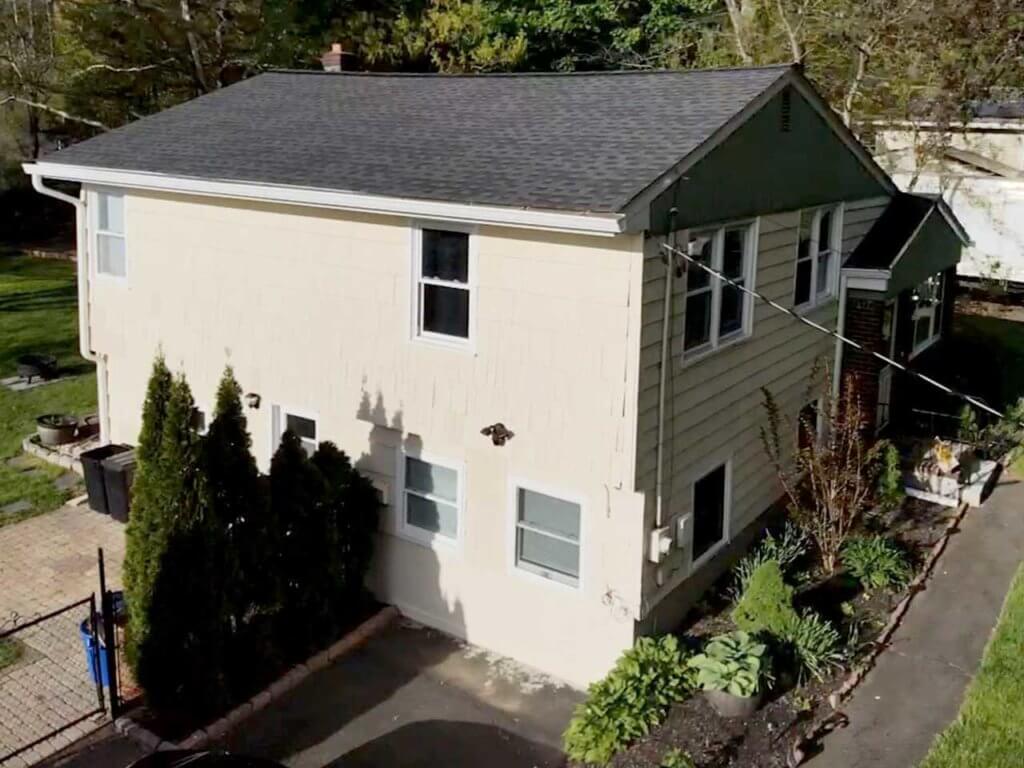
[41,66,792,213]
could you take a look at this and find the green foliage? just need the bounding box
[660,747,695,768]
[786,612,844,683]
[0,638,23,671]
[877,444,905,514]
[563,635,693,766]
[732,561,798,637]
[730,522,808,600]
[842,536,912,592]
[688,630,771,698]
[958,404,982,446]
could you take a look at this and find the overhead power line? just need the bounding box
[659,241,1004,420]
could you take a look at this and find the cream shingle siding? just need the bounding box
[634,197,889,611]
[87,189,647,687]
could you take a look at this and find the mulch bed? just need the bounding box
[606,497,955,768]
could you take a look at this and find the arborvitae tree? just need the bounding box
[123,354,173,669]
[136,374,228,716]
[312,442,380,603]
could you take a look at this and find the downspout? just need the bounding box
[654,211,679,529]
[29,173,110,442]
[832,271,848,402]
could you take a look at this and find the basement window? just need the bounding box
[514,486,582,588]
[692,462,730,567]
[413,225,475,346]
[794,205,842,310]
[95,191,126,278]
[683,221,757,359]
[402,454,461,543]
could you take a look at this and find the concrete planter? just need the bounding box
[704,688,761,718]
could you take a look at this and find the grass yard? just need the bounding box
[0,250,96,523]
[920,562,1024,768]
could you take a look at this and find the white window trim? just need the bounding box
[690,458,732,572]
[270,404,319,457]
[397,449,465,551]
[90,188,127,281]
[910,273,944,359]
[794,204,844,312]
[507,477,585,593]
[409,220,478,352]
[194,404,211,436]
[681,218,760,365]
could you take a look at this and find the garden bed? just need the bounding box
[604,497,955,768]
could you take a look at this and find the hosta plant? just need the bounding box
[688,630,771,698]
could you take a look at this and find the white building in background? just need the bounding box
[876,105,1024,284]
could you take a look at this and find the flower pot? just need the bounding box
[36,414,79,446]
[704,688,762,718]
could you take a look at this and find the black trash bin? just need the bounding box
[80,444,132,514]
[102,449,137,523]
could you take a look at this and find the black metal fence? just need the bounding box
[0,597,105,765]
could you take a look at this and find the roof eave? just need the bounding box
[23,162,626,237]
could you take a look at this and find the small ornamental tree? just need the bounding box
[761,370,886,575]
[124,354,173,669]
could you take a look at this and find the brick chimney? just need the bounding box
[321,42,345,73]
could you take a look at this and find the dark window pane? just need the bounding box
[914,316,932,347]
[798,402,818,450]
[687,234,713,291]
[518,489,580,541]
[818,210,833,251]
[794,259,812,306]
[723,228,746,278]
[684,291,712,350]
[423,229,469,282]
[406,493,458,538]
[405,457,458,502]
[720,283,743,336]
[816,251,831,295]
[517,528,579,579]
[423,284,470,338]
[286,414,316,441]
[693,465,726,560]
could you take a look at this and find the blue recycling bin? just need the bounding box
[80,618,110,686]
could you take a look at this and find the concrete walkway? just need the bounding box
[810,470,1024,768]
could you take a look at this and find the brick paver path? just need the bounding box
[0,506,125,767]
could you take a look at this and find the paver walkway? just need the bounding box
[810,470,1024,768]
[0,505,126,767]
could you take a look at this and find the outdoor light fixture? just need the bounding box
[481,422,514,446]
[244,392,261,409]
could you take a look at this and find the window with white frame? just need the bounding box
[514,486,581,587]
[95,191,126,277]
[683,222,756,356]
[403,455,460,541]
[272,406,317,457]
[692,463,729,564]
[911,272,944,356]
[192,407,209,435]
[414,227,473,343]
[794,205,842,308]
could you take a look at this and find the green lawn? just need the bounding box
[919,562,1024,768]
[0,250,96,522]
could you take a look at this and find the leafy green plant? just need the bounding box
[877,444,905,514]
[563,635,693,766]
[730,521,809,600]
[787,612,845,682]
[842,535,912,592]
[732,560,799,637]
[660,747,695,768]
[689,631,771,697]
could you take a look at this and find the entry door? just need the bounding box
[877,366,893,431]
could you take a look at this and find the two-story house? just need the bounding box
[25,63,966,687]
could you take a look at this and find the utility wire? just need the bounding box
[659,241,1004,420]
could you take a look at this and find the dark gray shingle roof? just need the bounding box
[42,67,792,213]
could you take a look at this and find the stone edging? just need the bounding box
[114,605,399,753]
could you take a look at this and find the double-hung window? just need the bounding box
[794,205,841,309]
[272,406,317,457]
[683,221,756,357]
[911,272,944,357]
[514,486,581,588]
[413,226,474,344]
[95,191,126,277]
[403,455,461,542]
[692,462,730,566]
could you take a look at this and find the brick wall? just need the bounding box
[841,296,885,426]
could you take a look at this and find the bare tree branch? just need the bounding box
[71,58,174,78]
[776,0,803,63]
[0,94,109,129]
[723,0,754,64]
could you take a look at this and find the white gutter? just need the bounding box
[24,162,625,237]
[842,267,891,293]
[29,173,110,442]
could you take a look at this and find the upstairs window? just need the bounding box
[911,273,944,357]
[683,222,756,358]
[414,226,473,344]
[96,191,126,277]
[794,205,842,309]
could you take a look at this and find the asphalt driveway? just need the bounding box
[218,619,583,767]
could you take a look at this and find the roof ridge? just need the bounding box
[264,64,794,79]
